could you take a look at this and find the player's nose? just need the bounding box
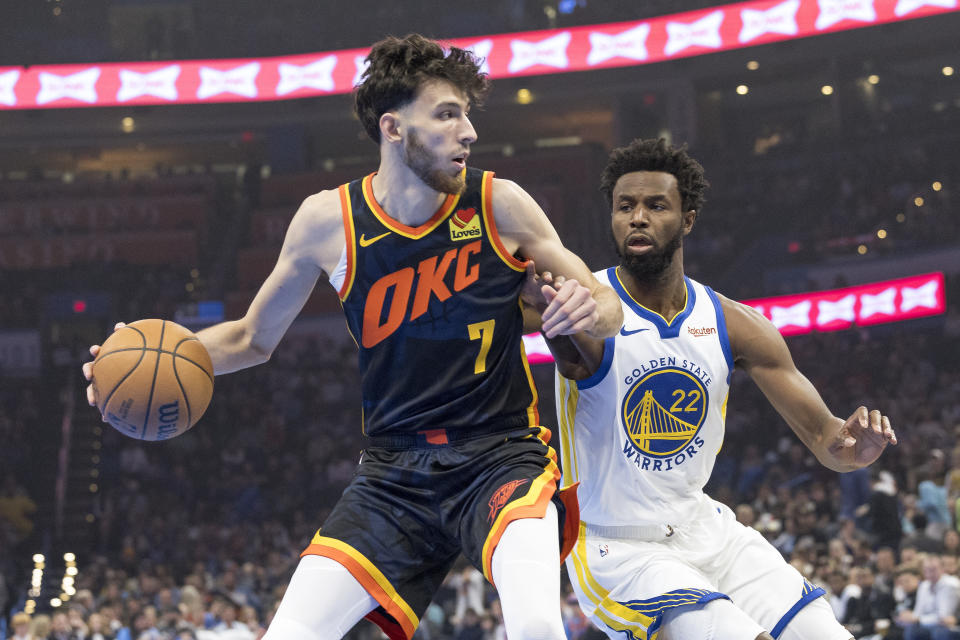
[459,116,477,145]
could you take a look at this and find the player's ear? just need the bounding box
[380,112,402,144]
[683,209,697,235]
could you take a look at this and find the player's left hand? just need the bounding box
[827,406,897,469]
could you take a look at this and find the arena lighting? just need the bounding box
[33,554,44,563]
[821,84,834,95]
[51,598,62,607]
[896,213,906,222]
[857,244,868,254]
[932,181,943,191]
[867,74,879,84]
[522,273,946,361]
[121,117,135,133]
[736,84,749,95]
[1,0,958,110]
[914,196,925,207]
[876,229,887,239]
[516,88,533,104]
[746,60,759,70]
[944,66,956,76]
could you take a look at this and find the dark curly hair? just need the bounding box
[599,138,709,215]
[354,34,491,144]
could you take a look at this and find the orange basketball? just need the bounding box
[92,319,214,441]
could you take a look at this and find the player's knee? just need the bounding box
[263,616,325,640]
[503,614,564,640]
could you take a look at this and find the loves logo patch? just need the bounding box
[450,207,482,241]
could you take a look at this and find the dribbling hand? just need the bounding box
[82,322,126,413]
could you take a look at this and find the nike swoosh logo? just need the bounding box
[358,231,391,247]
[619,327,649,336]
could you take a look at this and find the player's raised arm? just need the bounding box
[196,189,342,375]
[492,178,622,341]
[720,294,896,473]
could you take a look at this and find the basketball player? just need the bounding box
[82,35,623,640]
[524,138,897,640]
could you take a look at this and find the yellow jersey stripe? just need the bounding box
[615,266,688,326]
[568,523,654,639]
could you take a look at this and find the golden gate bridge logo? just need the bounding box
[621,368,707,457]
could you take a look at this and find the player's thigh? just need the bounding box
[566,536,727,640]
[263,555,377,640]
[720,530,847,640]
[492,501,565,640]
[660,598,767,640]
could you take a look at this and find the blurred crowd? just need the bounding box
[1,96,959,640]
[2,310,960,639]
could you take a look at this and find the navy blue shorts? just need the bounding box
[301,425,579,640]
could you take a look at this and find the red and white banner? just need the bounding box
[0,0,955,110]
[742,272,946,335]
[523,272,947,363]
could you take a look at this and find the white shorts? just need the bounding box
[566,498,849,640]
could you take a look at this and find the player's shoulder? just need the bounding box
[291,188,342,229]
[713,290,768,326]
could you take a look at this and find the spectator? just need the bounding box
[844,566,896,639]
[9,612,31,640]
[897,555,960,640]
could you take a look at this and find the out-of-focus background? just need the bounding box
[1,1,959,639]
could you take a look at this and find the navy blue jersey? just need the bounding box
[335,168,539,437]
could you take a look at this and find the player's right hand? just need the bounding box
[83,322,126,409]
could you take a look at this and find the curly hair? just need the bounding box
[354,34,491,144]
[599,138,709,215]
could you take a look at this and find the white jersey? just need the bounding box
[555,269,733,527]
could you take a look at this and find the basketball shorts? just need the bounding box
[567,498,844,640]
[301,425,579,640]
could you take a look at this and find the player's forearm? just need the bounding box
[585,285,623,339]
[196,318,272,375]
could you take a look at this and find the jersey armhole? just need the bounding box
[575,336,616,390]
[705,286,734,384]
[481,171,528,272]
[336,183,357,300]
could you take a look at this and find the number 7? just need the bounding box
[467,319,495,374]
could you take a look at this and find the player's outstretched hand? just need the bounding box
[82,322,126,412]
[827,406,897,469]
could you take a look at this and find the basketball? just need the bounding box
[92,319,214,441]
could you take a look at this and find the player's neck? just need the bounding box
[618,257,687,319]
[372,157,449,227]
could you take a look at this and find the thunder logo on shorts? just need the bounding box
[620,368,707,459]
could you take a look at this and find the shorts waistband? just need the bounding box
[583,521,678,541]
[364,424,532,449]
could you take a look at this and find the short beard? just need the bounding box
[403,129,465,195]
[614,229,682,283]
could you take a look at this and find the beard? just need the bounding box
[402,129,465,195]
[614,227,682,283]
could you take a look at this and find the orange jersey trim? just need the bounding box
[301,536,419,640]
[480,427,561,584]
[518,311,540,427]
[361,173,462,239]
[338,184,357,300]
[482,172,527,272]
